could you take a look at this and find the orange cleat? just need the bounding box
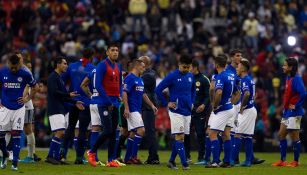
[286,161,299,167]
[272,160,287,167]
[87,150,97,167]
[106,160,120,167]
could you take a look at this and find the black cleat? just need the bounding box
[252,158,265,165]
[144,159,160,165]
[205,162,220,168]
[219,162,231,168]
[45,157,61,165]
[167,161,178,170]
[33,154,42,162]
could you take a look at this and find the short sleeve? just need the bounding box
[241,80,249,92]
[24,70,36,87]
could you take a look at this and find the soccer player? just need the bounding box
[46,56,84,165]
[139,56,160,164]
[19,60,40,163]
[155,54,195,170]
[60,48,95,164]
[123,59,158,164]
[87,43,123,167]
[231,59,257,167]
[0,54,38,171]
[184,60,211,165]
[272,58,306,167]
[206,54,235,168]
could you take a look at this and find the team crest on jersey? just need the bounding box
[103,111,108,116]
[4,83,8,88]
[188,77,192,82]
[179,126,184,131]
[17,77,23,82]
[196,81,200,86]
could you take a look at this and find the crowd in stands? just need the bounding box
[0,0,306,151]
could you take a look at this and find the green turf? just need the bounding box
[1,150,307,175]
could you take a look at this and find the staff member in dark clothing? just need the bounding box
[46,56,84,165]
[139,56,160,164]
[184,60,211,164]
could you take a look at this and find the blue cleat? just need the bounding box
[194,160,210,165]
[19,157,35,163]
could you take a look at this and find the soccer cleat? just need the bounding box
[252,157,265,164]
[186,158,192,163]
[114,159,126,166]
[74,159,85,165]
[45,157,61,165]
[205,162,220,168]
[106,160,120,167]
[240,161,252,167]
[144,159,160,165]
[272,160,287,167]
[219,162,231,168]
[182,165,190,170]
[87,151,97,167]
[59,160,70,165]
[19,157,35,163]
[11,165,18,171]
[116,158,125,163]
[1,151,8,169]
[96,161,106,167]
[131,157,143,165]
[167,161,178,170]
[194,160,209,165]
[33,154,42,162]
[286,161,299,167]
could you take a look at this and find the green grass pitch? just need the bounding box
[1,150,307,175]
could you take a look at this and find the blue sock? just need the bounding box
[293,140,301,161]
[204,136,211,161]
[175,140,188,167]
[113,128,120,160]
[218,135,223,161]
[73,137,78,150]
[90,131,99,161]
[12,133,21,164]
[223,140,231,163]
[124,138,134,162]
[245,137,253,162]
[0,135,7,157]
[48,137,62,160]
[280,139,287,161]
[211,139,220,163]
[231,134,235,146]
[169,140,177,162]
[231,137,242,163]
[131,134,142,158]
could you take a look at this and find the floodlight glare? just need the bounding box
[287,36,296,46]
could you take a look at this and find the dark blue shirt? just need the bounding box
[124,73,144,113]
[155,69,196,116]
[0,67,36,110]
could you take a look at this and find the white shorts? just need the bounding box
[90,104,101,126]
[169,111,191,135]
[208,108,235,132]
[231,103,241,133]
[49,114,66,132]
[281,116,302,130]
[76,120,92,130]
[127,112,144,131]
[0,106,25,131]
[235,107,257,135]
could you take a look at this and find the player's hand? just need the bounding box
[151,105,158,115]
[17,96,30,104]
[196,104,205,113]
[168,102,177,109]
[289,104,295,110]
[76,101,85,110]
[70,91,80,97]
[107,105,114,111]
[124,108,130,119]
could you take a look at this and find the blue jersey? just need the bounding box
[214,70,234,113]
[155,69,196,116]
[62,61,95,106]
[226,64,240,104]
[91,58,122,108]
[240,75,255,109]
[0,67,36,110]
[123,73,144,113]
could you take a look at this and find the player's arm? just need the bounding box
[231,77,241,104]
[212,77,223,112]
[155,73,173,108]
[290,77,306,109]
[80,76,92,98]
[122,91,129,118]
[209,80,215,106]
[240,91,250,114]
[95,63,112,106]
[143,93,158,114]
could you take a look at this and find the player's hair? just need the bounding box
[179,54,192,65]
[214,54,228,67]
[55,56,66,68]
[107,42,120,50]
[240,58,250,71]
[286,57,298,77]
[82,48,95,59]
[229,49,242,57]
[9,54,20,65]
[132,58,144,68]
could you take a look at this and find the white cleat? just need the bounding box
[11,165,18,171]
